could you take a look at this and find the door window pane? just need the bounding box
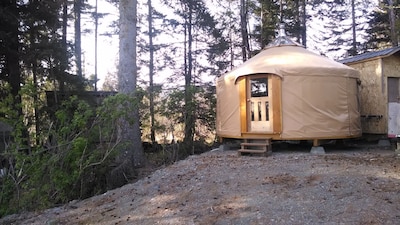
[251,78,268,97]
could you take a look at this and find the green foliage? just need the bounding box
[0,93,140,217]
[249,0,282,48]
[365,0,400,50]
[194,84,217,142]
[156,84,216,147]
[55,96,93,138]
[0,177,16,216]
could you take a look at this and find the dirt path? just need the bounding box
[2,144,400,225]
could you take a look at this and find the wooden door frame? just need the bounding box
[238,74,282,135]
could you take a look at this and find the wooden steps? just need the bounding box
[238,138,272,157]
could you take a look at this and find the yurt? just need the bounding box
[216,25,361,151]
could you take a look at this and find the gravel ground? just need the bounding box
[1,143,400,225]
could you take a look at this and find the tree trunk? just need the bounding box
[118,0,144,169]
[5,0,23,118]
[300,0,307,47]
[60,0,68,92]
[229,1,234,69]
[240,0,250,61]
[349,0,357,55]
[294,0,301,42]
[148,0,156,144]
[2,0,28,148]
[260,3,265,49]
[183,1,195,154]
[29,25,39,146]
[388,0,398,46]
[94,0,98,91]
[74,0,82,77]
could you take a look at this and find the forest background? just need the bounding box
[0,0,399,218]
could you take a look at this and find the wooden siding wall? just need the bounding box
[347,59,387,134]
[382,55,400,79]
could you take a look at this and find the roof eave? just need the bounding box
[341,47,400,65]
[343,56,383,65]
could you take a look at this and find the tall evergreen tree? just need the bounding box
[211,0,242,69]
[118,0,144,172]
[248,0,308,51]
[388,0,398,46]
[59,0,69,92]
[250,0,280,49]
[22,0,64,143]
[299,0,307,46]
[1,0,68,139]
[160,0,228,153]
[147,0,156,144]
[312,0,349,58]
[309,0,372,58]
[348,0,372,55]
[183,0,195,151]
[240,0,251,60]
[136,0,179,143]
[365,0,400,50]
[282,0,307,45]
[0,0,23,119]
[74,0,83,77]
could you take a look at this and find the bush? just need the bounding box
[0,94,137,217]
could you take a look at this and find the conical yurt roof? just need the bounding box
[225,25,359,81]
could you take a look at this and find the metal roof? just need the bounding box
[339,46,400,64]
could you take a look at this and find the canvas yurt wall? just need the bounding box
[216,45,362,141]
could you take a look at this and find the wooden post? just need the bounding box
[313,139,320,147]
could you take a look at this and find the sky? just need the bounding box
[81,0,119,89]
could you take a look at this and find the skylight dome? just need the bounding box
[266,23,303,48]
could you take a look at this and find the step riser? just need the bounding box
[238,139,272,157]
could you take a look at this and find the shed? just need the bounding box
[216,28,362,149]
[340,47,400,138]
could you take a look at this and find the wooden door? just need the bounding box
[388,77,400,137]
[248,76,272,132]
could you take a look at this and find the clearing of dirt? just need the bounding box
[1,142,400,225]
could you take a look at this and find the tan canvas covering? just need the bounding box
[216,45,362,140]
